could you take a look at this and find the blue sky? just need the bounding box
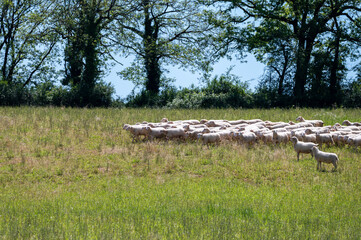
[105,54,266,98]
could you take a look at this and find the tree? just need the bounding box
[111,0,216,96]
[0,0,59,87]
[213,0,361,106]
[57,0,116,107]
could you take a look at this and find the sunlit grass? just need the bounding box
[0,107,360,239]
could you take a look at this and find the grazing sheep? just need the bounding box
[315,133,334,148]
[198,133,221,148]
[311,146,339,171]
[290,137,318,161]
[296,116,324,127]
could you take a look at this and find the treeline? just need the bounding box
[0,0,360,108]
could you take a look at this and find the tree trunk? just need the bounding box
[293,36,315,106]
[329,18,341,106]
[143,0,160,95]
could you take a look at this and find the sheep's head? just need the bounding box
[342,120,351,126]
[290,136,298,144]
[200,119,208,124]
[161,118,168,123]
[123,124,130,130]
[202,128,210,134]
[296,116,304,122]
[311,146,318,153]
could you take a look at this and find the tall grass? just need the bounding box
[0,107,360,239]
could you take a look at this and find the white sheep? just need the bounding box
[236,131,258,146]
[311,146,339,171]
[315,133,334,148]
[347,136,361,150]
[272,131,290,145]
[290,136,318,161]
[123,124,148,142]
[161,128,188,141]
[187,128,210,140]
[296,116,324,127]
[143,127,166,141]
[198,133,221,148]
[342,120,361,127]
[301,133,317,143]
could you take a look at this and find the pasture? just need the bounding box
[0,107,361,239]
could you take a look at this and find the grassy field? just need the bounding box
[0,107,361,239]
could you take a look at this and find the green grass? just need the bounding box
[0,107,361,239]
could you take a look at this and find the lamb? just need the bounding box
[311,146,339,171]
[290,137,318,161]
[198,133,221,148]
[315,133,334,148]
[296,116,324,127]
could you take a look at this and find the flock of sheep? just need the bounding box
[123,116,361,171]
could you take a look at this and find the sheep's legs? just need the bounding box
[297,152,300,161]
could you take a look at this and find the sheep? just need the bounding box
[348,136,361,150]
[161,128,188,141]
[143,127,166,141]
[272,131,290,145]
[255,130,273,144]
[290,136,318,161]
[342,120,361,127]
[198,133,221,148]
[236,131,258,146]
[269,122,290,130]
[301,133,317,143]
[311,146,339,171]
[315,133,334,148]
[304,127,330,135]
[205,120,231,128]
[296,116,324,127]
[217,130,235,141]
[291,130,304,141]
[123,124,149,142]
[187,128,211,140]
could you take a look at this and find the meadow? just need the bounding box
[0,107,361,239]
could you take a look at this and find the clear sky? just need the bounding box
[105,54,266,99]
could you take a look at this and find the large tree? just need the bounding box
[111,0,217,95]
[57,0,116,106]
